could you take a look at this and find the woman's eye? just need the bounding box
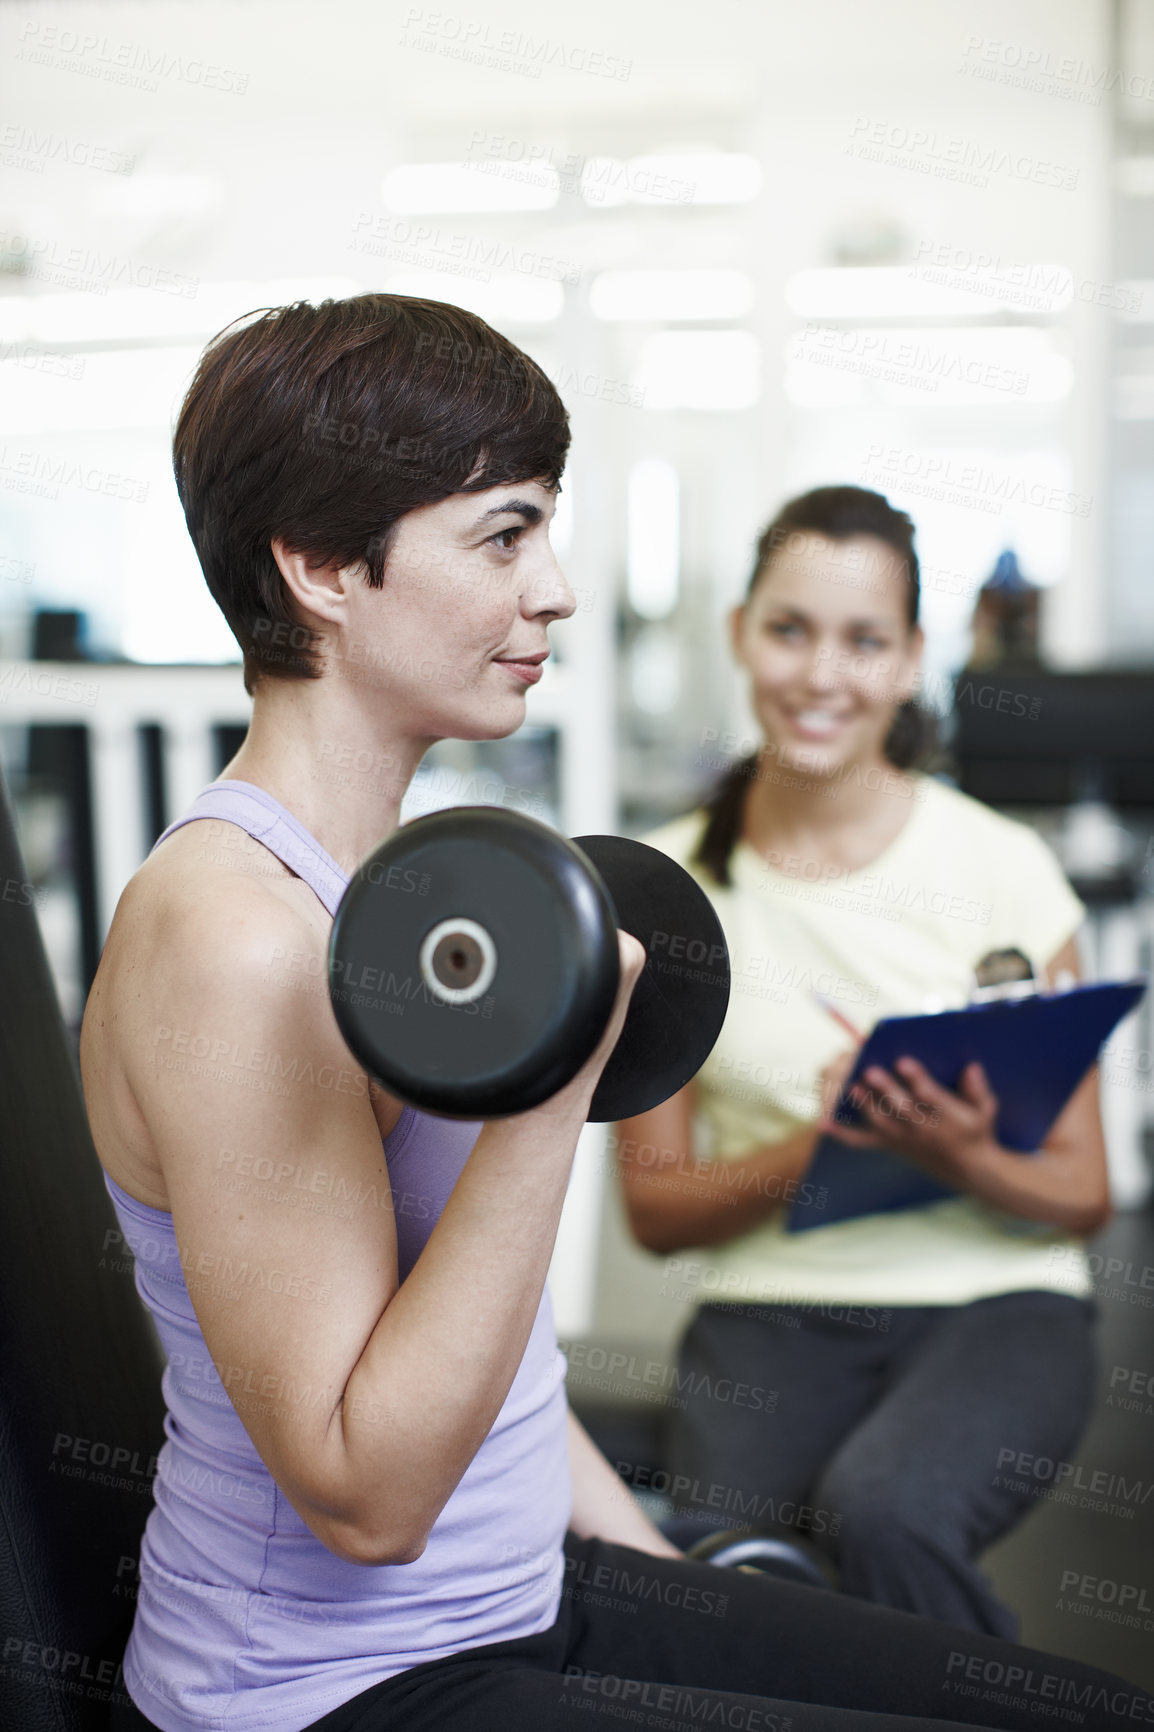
[767,620,804,638]
[852,635,887,651]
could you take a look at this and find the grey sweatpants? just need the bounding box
[664,1290,1097,1637]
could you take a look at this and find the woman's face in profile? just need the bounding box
[308,476,574,745]
[730,530,923,780]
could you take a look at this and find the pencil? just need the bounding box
[811,990,864,1043]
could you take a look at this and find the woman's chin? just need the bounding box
[764,737,847,783]
[449,697,527,743]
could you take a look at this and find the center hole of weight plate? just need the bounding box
[418,916,498,1005]
[435,932,483,988]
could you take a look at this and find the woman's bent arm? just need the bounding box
[111,877,643,1566]
[618,938,1110,1253]
[617,1086,819,1254]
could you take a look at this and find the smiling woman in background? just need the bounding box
[623,485,1109,1638]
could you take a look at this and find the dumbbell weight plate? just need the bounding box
[573,835,730,1123]
[329,807,731,1121]
[329,807,621,1118]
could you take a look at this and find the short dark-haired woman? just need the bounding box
[83,307,1139,1730]
[625,486,1107,1638]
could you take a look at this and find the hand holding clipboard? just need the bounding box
[789,978,1147,1233]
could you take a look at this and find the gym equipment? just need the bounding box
[328,806,730,1121]
[0,761,166,1731]
[686,1526,839,1592]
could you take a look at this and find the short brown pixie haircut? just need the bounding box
[173,294,571,693]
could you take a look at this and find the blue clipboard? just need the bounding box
[786,979,1147,1234]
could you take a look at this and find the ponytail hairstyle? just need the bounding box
[694,485,937,888]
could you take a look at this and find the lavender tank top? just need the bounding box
[104,780,571,1732]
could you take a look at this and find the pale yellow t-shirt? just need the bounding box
[641,775,1093,1307]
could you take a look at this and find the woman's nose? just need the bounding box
[805,643,841,691]
[523,548,576,622]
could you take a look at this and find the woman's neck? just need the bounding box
[740,746,920,872]
[218,678,432,875]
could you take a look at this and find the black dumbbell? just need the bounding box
[328,806,730,1120]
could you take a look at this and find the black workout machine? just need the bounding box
[0,765,165,1731]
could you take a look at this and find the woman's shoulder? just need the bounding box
[915,776,1066,871]
[91,827,331,1080]
[912,777,1082,962]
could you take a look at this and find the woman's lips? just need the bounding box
[783,707,853,741]
[494,657,545,686]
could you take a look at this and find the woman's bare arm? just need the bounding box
[619,935,1110,1252]
[99,874,644,1567]
[566,1409,681,1558]
[616,1085,820,1254]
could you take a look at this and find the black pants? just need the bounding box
[664,1290,1097,1637]
[113,1532,1149,1732]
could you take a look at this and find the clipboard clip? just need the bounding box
[969,978,1041,1006]
[969,946,1042,1006]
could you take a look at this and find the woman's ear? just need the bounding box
[270,538,351,629]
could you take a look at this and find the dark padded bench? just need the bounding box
[0,762,165,1731]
